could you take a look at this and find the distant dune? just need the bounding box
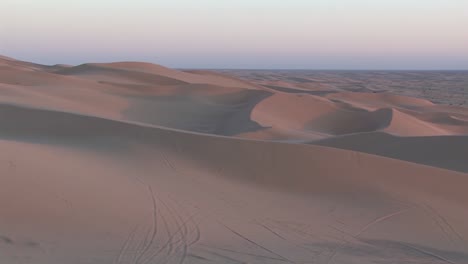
[1,56,468,264]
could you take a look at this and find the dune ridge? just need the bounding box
[1,55,468,263]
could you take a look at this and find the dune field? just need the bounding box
[1,55,468,264]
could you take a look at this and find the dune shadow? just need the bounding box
[308,239,468,263]
[121,89,273,136]
[264,84,338,96]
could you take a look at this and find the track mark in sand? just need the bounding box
[327,225,350,236]
[114,183,164,264]
[327,206,460,264]
[356,208,409,237]
[271,220,314,239]
[164,202,202,264]
[162,196,190,264]
[134,186,159,264]
[161,152,176,171]
[256,220,325,259]
[324,248,339,264]
[254,220,287,240]
[188,218,201,247]
[143,194,185,264]
[201,244,286,262]
[186,253,210,262]
[147,212,198,264]
[326,208,410,264]
[399,242,458,264]
[202,249,246,264]
[271,219,334,259]
[115,224,140,264]
[141,195,200,264]
[423,204,465,243]
[0,235,13,244]
[155,199,174,257]
[323,229,359,264]
[321,235,357,264]
[256,222,287,241]
[219,222,295,263]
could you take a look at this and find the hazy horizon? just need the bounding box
[2,0,468,69]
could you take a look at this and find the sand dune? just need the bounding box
[1,56,468,263]
[326,91,436,110]
[2,103,468,264]
[313,132,468,173]
[249,93,391,139]
[247,92,467,139]
[56,62,259,89]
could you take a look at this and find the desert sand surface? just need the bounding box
[1,55,468,264]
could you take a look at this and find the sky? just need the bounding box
[1,0,468,69]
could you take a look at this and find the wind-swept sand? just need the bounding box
[1,56,468,263]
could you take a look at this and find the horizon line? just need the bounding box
[3,54,468,72]
[181,68,468,72]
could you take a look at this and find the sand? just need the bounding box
[1,56,468,264]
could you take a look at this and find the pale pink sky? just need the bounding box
[2,0,467,69]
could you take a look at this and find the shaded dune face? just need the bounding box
[1,56,468,264]
[313,132,468,173]
[304,108,392,135]
[121,88,271,135]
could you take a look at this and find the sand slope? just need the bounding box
[1,56,468,263]
[313,132,468,173]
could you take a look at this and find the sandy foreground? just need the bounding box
[1,55,468,264]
